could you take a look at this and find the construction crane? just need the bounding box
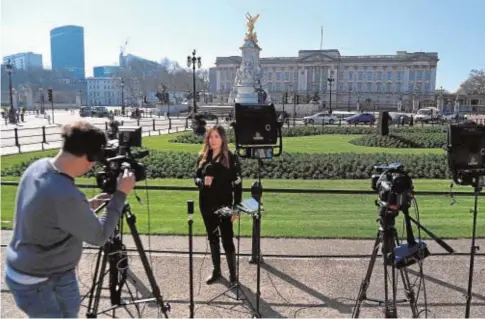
[119,38,129,67]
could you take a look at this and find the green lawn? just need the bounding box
[2,133,465,239]
[143,133,446,154]
[1,133,442,165]
[2,178,482,239]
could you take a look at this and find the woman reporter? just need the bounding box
[195,125,242,285]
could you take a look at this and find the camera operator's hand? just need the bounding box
[89,193,112,210]
[117,169,136,195]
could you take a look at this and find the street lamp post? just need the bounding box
[347,87,352,112]
[79,90,83,107]
[6,60,16,124]
[327,77,335,114]
[187,50,202,114]
[39,88,45,115]
[121,78,125,116]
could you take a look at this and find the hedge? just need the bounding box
[350,133,447,149]
[170,125,448,144]
[2,150,451,180]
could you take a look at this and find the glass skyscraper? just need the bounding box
[50,25,85,79]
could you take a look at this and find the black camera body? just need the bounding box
[447,122,485,186]
[231,103,283,159]
[95,126,148,194]
[371,163,413,211]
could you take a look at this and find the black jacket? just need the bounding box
[195,151,243,209]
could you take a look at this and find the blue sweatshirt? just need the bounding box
[6,158,127,277]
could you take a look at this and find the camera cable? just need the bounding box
[449,182,457,206]
[136,179,156,317]
[411,197,429,318]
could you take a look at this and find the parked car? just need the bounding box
[442,113,466,122]
[414,107,441,123]
[276,111,291,124]
[79,106,93,117]
[345,113,376,125]
[303,112,339,125]
[389,113,411,124]
[186,111,218,121]
[93,106,109,118]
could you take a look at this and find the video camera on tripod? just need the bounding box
[86,125,171,318]
[371,163,431,268]
[352,163,454,318]
[95,126,148,194]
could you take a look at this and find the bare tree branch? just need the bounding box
[458,68,485,94]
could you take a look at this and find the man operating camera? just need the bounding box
[5,120,136,318]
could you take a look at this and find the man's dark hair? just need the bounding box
[61,121,107,160]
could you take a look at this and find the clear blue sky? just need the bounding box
[1,0,484,91]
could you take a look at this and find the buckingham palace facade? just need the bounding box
[210,49,439,110]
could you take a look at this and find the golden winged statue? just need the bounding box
[245,13,260,43]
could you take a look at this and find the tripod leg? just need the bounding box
[236,210,242,300]
[465,187,480,318]
[86,247,104,315]
[124,207,170,318]
[352,231,382,318]
[87,245,110,318]
[382,228,397,318]
[255,211,262,318]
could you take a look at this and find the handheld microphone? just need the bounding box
[203,163,214,177]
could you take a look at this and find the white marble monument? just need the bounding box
[229,13,271,104]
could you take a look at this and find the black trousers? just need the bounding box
[200,201,235,254]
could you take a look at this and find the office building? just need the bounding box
[2,52,43,70]
[86,77,122,106]
[93,66,121,77]
[50,25,85,79]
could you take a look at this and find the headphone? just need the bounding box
[85,132,107,163]
[86,143,105,162]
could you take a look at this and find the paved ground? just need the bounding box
[1,230,484,318]
[0,111,191,155]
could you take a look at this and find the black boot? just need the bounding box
[226,251,237,286]
[206,241,222,285]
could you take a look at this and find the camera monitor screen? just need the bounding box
[234,103,278,146]
[118,126,142,148]
[449,123,485,171]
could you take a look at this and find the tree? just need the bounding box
[458,68,485,94]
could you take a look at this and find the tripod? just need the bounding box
[206,158,264,318]
[352,206,419,318]
[85,202,170,318]
[352,202,454,318]
[187,200,195,319]
[465,181,481,318]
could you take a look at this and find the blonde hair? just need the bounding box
[198,125,230,168]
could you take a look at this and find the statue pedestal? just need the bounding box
[235,84,258,104]
[232,37,263,105]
